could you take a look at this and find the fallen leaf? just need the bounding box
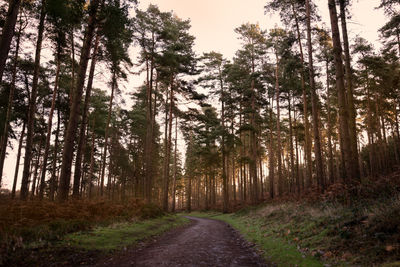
[385,245,395,252]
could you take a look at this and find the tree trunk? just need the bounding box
[88,120,96,199]
[250,79,258,203]
[288,94,295,193]
[31,136,44,199]
[72,33,100,198]
[339,0,360,180]
[220,68,229,212]
[11,120,25,198]
[49,96,61,201]
[38,43,62,199]
[163,77,174,211]
[100,69,116,197]
[0,12,22,181]
[20,1,46,200]
[171,117,178,212]
[291,0,313,188]
[275,53,283,196]
[269,99,275,199]
[0,0,21,82]
[144,56,154,202]
[306,0,324,192]
[57,0,100,202]
[328,0,354,183]
[326,61,335,184]
[69,30,75,108]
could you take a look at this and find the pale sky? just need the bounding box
[137,0,386,59]
[1,0,387,190]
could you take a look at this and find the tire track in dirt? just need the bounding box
[96,216,270,267]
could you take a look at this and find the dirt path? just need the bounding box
[97,216,270,267]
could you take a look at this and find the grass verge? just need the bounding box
[62,215,189,251]
[190,192,400,267]
[3,214,189,266]
[189,211,326,267]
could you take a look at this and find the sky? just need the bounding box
[1,0,388,190]
[136,0,386,59]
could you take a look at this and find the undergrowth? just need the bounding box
[0,198,163,264]
[189,169,400,266]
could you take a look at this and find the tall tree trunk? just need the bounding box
[0,0,21,82]
[291,0,313,188]
[0,12,22,181]
[31,136,44,198]
[88,120,96,199]
[163,77,174,211]
[20,1,46,200]
[57,0,100,202]
[339,0,360,180]
[162,87,169,207]
[328,0,354,183]
[100,69,116,197]
[269,99,275,199]
[49,97,61,201]
[144,56,154,202]
[288,94,295,193]
[250,79,258,203]
[326,61,335,184]
[171,117,178,212]
[69,30,75,108]
[306,0,324,192]
[220,68,229,212]
[11,120,25,198]
[38,43,62,199]
[294,110,300,194]
[72,33,100,198]
[275,53,283,196]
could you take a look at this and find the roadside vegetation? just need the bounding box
[0,199,188,266]
[190,169,400,267]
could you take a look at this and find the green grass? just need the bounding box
[189,195,400,266]
[62,215,189,251]
[189,211,325,267]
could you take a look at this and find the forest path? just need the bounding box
[96,216,269,267]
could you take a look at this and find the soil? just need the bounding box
[95,216,270,267]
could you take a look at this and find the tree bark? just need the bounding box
[306,0,324,192]
[39,43,62,199]
[20,1,46,200]
[291,0,313,188]
[163,77,174,211]
[0,0,21,82]
[100,69,116,197]
[269,98,275,199]
[275,53,283,196]
[326,61,335,184]
[49,95,61,201]
[11,120,25,198]
[220,67,229,212]
[328,0,354,183]
[72,32,100,198]
[88,120,96,199]
[339,0,360,180]
[0,12,22,181]
[57,0,100,202]
[288,94,295,193]
[171,116,178,212]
